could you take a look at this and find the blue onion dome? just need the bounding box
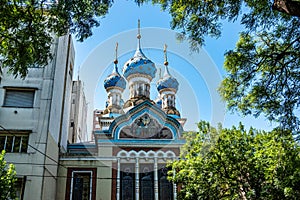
[122,25,157,80]
[157,64,179,92]
[123,48,156,80]
[157,44,179,92]
[104,61,126,90]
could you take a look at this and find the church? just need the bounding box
[56,22,186,200]
[0,20,187,199]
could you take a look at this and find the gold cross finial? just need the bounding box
[164,44,168,66]
[137,19,141,39]
[114,42,118,64]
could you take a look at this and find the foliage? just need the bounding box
[169,121,300,199]
[144,0,300,134]
[147,0,299,47]
[0,150,17,200]
[0,0,112,78]
[219,25,300,134]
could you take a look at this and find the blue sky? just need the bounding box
[73,0,275,132]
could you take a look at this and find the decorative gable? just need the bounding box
[108,100,183,141]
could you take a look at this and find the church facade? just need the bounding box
[57,24,186,200]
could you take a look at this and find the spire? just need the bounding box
[163,44,171,76]
[164,44,168,66]
[134,19,145,57]
[104,42,126,91]
[122,20,156,81]
[137,19,141,45]
[113,42,119,74]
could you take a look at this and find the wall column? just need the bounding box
[154,157,159,200]
[135,158,139,200]
[173,169,177,200]
[116,158,120,200]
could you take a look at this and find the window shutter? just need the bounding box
[4,90,35,108]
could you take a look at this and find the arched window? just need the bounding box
[140,165,154,200]
[158,166,173,200]
[121,164,135,200]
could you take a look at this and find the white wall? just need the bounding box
[0,34,75,200]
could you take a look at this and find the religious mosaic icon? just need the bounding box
[119,114,172,139]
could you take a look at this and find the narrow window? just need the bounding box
[140,164,154,200]
[158,165,173,200]
[72,172,91,200]
[120,164,135,200]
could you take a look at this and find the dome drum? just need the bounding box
[129,82,150,99]
[126,74,152,84]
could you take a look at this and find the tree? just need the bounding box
[146,0,300,134]
[219,27,300,135]
[169,121,300,199]
[0,0,112,78]
[0,150,17,200]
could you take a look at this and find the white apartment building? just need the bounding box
[0,35,75,200]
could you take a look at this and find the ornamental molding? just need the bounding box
[127,73,153,82]
[108,100,183,140]
[116,149,176,161]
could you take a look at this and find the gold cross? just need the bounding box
[137,19,141,39]
[164,44,168,65]
[114,42,119,64]
[115,42,118,61]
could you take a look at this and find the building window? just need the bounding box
[3,88,35,108]
[0,131,29,153]
[66,168,97,200]
[140,164,154,200]
[72,172,91,200]
[158,166,173,200]
[120,164,135,200]
[116,150,177,200]
[118,164,173,200]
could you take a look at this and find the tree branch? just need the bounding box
[272,0,300,17]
